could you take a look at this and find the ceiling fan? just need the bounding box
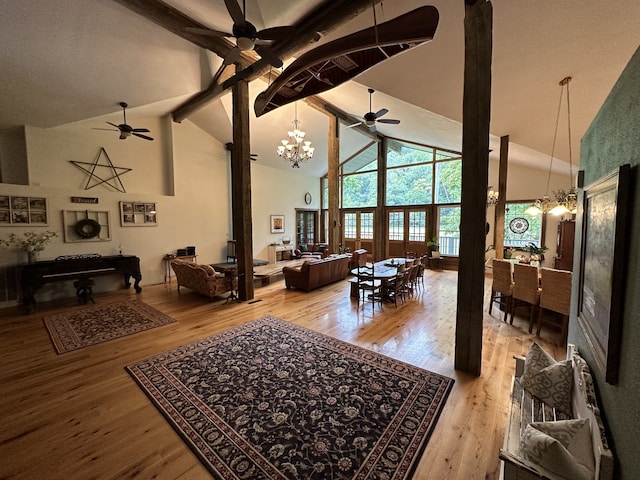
[94,102,154,141]
[186,0,295,68]
[348,88,400,132]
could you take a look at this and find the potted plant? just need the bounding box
[427,236,440,258]
[0,230,57,263]
[521,242,548,264]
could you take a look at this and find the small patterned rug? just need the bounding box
[127,316,454,479]
[44,301,176,354]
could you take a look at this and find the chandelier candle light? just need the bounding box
[526,76,577,216]
[277,102,314,168]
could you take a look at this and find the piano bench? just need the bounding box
[74,278,95,305]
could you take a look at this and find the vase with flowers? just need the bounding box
[0,231,58,263]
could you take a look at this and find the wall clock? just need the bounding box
[509,217,530,234]
[304,192,312,205]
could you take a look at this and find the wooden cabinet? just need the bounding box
[554,220,575,271]
[268,244,295,264]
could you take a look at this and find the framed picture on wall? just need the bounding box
[0,195,48,225]
[120,201,157,226]
[270,215,285,233]
[576,164,630,385]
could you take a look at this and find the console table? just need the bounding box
[268,244,295,264]
[19,255,142,313]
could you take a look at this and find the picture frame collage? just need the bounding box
[120,201,158,227]
[0,196,48,225]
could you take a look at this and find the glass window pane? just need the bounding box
[388,211,404,241]
[437,206,461,256]
[435,159,462,204]
[387,140,434,167]
[360,212,374,239]
[386,165,433,206]
[408,211,426,242]
[344,213,357,239]
[342,171,377,208]
[322,177,328,210]
[504,202,543,248]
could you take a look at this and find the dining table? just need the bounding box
[349,258,414,299]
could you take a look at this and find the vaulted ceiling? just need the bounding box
[2,0,640,178]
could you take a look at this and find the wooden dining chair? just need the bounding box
[385,269,407,307]
[510,263,541,332]
[489,259,514,322]
[356,264,382,311]
[537,267,572,345]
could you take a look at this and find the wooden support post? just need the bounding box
[494,135,508,258]
[375,137,387,262]
[455,0,493,376]
[327,114,340,253]
[231,80,254,301]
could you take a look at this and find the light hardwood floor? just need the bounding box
[0,269,565,479]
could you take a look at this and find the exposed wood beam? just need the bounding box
[171,0,384,122]
[494,135,509,257]
[327,114,340,254]
[231,80,254,301]
[455,0,493,377]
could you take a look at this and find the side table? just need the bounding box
[428,256,443,271]
[164,254,197,282]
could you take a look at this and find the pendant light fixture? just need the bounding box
[525,76,577,216]
[276,102,315,168]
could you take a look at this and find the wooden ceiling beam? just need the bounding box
[171,0,384,122]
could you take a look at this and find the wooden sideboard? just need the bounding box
[268,244,295,264]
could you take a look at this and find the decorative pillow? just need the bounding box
[520,342,573,414]
[318,245,328,252]
[299,244,308,252]
[521,419,594,480]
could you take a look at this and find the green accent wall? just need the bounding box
[569,44,640,479]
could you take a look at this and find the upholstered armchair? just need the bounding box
[170,259,237,299]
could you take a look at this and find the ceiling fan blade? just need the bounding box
[257,26,296,41]
[375,108,389,118]
[377,119,400,124]
[224,0,246,27]
[93,127,119,131]
[185,26,232,38]
[106,121,122,129]
[346,121,363,129]
[255,45,283,68]
[132,132,154,141]
[132,128,150,133]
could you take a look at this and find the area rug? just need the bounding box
[126,316,454,479]
[44,301,176,354]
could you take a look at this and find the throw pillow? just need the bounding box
[520,342,573,415]
[521,419,594,480]
[300,244,308,252]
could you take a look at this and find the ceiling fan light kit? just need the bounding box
[349,88,400,132]
[93,102,154,142]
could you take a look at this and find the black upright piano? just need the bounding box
[19,255,142,312]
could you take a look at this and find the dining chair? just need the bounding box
[537,267,572,345]
[489,259,514,322]
[406,262,420,298]
[356,264,382,311]
[510,263,541,332]
[416,255,427,289]
[385,269,407,307]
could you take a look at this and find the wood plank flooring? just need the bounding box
[0,270,566,479]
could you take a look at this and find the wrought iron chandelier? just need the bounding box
[526,76,577,216]
[276,103,315,168]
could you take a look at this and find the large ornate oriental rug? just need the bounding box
[44,301,176,354]
[127,316,454,479]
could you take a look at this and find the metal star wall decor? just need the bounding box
[70,147,132,193]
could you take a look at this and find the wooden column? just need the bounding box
[327,114,340,253]
[455,0,493,376]
[494,135,508,258]
[231,80,254,301]
[375,137,387,262]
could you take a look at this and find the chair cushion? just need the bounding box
[520,418,594,480]
[520,342,573,415]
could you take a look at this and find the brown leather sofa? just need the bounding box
[283,254,350,292]
[348,249,368,270]
[296,243,329,258]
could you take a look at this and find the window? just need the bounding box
[408,211,426,242]
[360,212,374,239]
[343,213,357,239]
[341,143,377,208]
[388,211,404,241]
[504,202,543,248]
[437,206,461,256]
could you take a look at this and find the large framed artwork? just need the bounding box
[576,164,630,385]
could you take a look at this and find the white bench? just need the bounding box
[500,344,614,480]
